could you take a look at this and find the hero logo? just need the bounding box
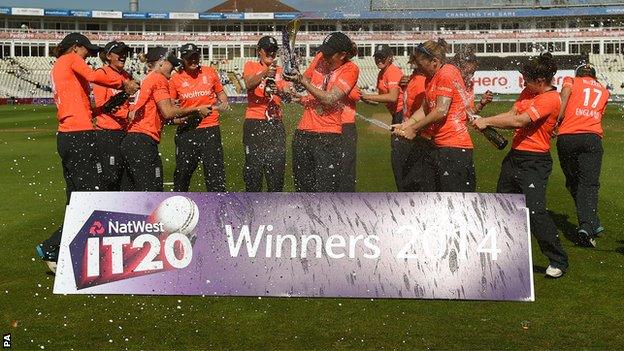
[74,196,199,289]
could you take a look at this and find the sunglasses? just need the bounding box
[106,42,128,55]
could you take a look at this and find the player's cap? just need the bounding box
[146,46,182,68]
[180,43,200,58]
[104,41,131,55]
[258,36,279,51]
[575,63,597,79]
[59,32,101,54]
[318,32,353,57]
[373,44,393,59]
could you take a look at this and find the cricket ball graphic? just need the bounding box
[150,196,200,238]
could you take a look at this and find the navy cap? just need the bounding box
[258,36,279,51]
[318,32,353,57]
[180,43,200,58]
[104,41,130,55]
[58,32,101,54]
[146,47,182,68]
[373,44,393,58]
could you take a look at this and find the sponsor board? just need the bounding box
[54,192,534,301]
[472,70,574,94]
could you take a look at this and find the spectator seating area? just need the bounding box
[0,53,618,99]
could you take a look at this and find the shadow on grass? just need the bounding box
[616,241,624,256]
[533,265,547,274]
[548,211,580,245]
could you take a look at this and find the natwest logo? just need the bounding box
[89,221,105,235]
[108,220,164,234]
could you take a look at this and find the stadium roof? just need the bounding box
[206,0,299,13]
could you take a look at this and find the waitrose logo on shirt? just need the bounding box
[180,90,215,100]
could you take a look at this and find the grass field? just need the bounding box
[1,102,623,350]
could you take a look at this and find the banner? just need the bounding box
[243,12,274,20]
[10,7,44,16]
[91,10,122,19]
[54,192,534,301]
[168,12,199,20]
[472,70,574,94]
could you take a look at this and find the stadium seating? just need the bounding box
[0,53,620,98]
[589,54,624,95]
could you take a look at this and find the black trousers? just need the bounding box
[339,123,357,192]
[174,126,226,192]
[428,147,476,192]
[95,129,126,191]
[497,149,569,270]
[120,132,163,191]
[557,133,603,235]
[392,135,437,192]
[292,130,343,192]
[243,119,286,192]
[42,131,102,250]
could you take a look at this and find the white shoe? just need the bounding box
[545,265,563,279]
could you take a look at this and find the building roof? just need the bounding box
[206,0,299,13]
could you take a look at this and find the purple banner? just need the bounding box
[54,192,534,301]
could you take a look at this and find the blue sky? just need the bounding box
[0,0,370,12]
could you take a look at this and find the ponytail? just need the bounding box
[347,40,358,60]
[521,52,557,82]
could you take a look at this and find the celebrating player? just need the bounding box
[555,64,609,247]
[392,39,476,192]
[169,43,229,192]
[397,54,437,192]
[36,33,139,273]
[122,46,212,191]
[285,32,359,192]
[472,52,569,278]
[361,44,411,191]
[338,40,361,192]
[93,41,134,191]
[242,36,289,192]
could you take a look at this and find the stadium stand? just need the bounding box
[0,1,622,100]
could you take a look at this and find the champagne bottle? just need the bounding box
[102,91,129,114]
[481,125,508,150]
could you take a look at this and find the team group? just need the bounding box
[37,32,609,279]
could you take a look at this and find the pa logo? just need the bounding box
[89,221,105,235]
[3,333,11,349]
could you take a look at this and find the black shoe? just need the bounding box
[577,229,596,248]
[36,243,58,274]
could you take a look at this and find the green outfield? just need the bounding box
[0,102,623,350]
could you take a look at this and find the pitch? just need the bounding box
[0,102,623,349]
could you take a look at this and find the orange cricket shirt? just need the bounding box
[512,88,561,152]
[168,66,224,128]
[558,76,609,137]
[51,52,125,132]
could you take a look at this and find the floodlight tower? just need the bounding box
[130,0,139,12]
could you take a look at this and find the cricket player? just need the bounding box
[556,64,609,247]
[242,36,290,192]
[169,43,229,192]
[392,39,476,193]
[122,46,212,191]
[472,52,569,279]
[285,32,360,192]
[36,33,139,273]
